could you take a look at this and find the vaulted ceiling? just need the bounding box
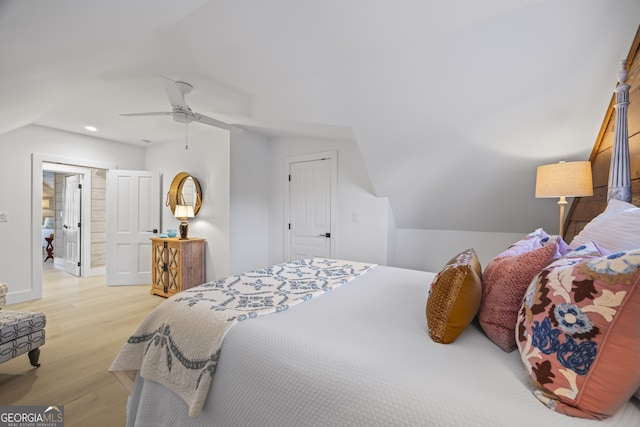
[1,0,638,233]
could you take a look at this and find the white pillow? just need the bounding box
[42,217,54,229]
[569,199,640,253]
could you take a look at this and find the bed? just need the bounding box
[42,217,54,247]
[110,63,640,426]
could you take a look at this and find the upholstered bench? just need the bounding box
[0,283,7,306]
[0,283,46,367]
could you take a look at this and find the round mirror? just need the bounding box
[166,172,202,216]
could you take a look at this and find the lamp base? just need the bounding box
[179,221,189,240]
[557,196,567,237]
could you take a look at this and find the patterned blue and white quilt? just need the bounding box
[109,258,375,417]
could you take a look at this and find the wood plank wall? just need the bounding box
[91,168,107,269]
[564,26,640,242]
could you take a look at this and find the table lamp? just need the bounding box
[535,160,593,236]
[174,204,195,240]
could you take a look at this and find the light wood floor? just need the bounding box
[0,263,163,427]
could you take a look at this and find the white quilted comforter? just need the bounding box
[110,258,374,417]
[124,265,640,426]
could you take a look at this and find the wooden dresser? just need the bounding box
[150,237,206,298]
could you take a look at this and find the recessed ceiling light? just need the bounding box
[85,125,97,132]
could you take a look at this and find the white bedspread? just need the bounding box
[110,258,374,417]
[126,265,640,426]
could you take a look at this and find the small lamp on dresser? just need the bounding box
[174,204,195,240]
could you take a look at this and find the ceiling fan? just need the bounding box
[121,76,240,133]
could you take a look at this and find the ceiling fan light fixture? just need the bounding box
[120,76,240,133]
[174,81,193,95]
[172,110,194,124]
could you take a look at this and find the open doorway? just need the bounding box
[31,154,115,301]
[41,163,104,277]
[31,154,159,300]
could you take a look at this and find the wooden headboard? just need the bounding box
[564,25,640,242]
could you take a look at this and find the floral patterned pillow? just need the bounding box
[516,249,640,419]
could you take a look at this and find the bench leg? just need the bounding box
[28,348,41,368]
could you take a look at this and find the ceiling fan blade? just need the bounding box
[120,112,173,117]
[160,76,191,111]
[193,112,243,133]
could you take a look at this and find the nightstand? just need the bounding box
[150,238,205,298]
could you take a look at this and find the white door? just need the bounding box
[106,170,160,286]
[288,159,332,260]
[63,174,82,276]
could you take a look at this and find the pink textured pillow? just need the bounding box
[516,249,640,419]
[479,230,565,352]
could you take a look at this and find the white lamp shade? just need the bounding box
[535,161,594,198]
[174,204,195,219]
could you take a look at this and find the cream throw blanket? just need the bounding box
[109,258,375,417]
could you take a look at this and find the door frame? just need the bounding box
[31,153,115,299]
[283,150,338,261]
[44,163,90,274]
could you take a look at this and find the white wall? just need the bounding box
[1,125,146,303]
[395,228,526,272]
[386,204,397,266]
[263,136,529,273]
[145,127,231,282]
[266,136,391,266]
[2,124,535,305]
[229,131,270,274]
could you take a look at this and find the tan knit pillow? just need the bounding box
[426,249,482,344]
